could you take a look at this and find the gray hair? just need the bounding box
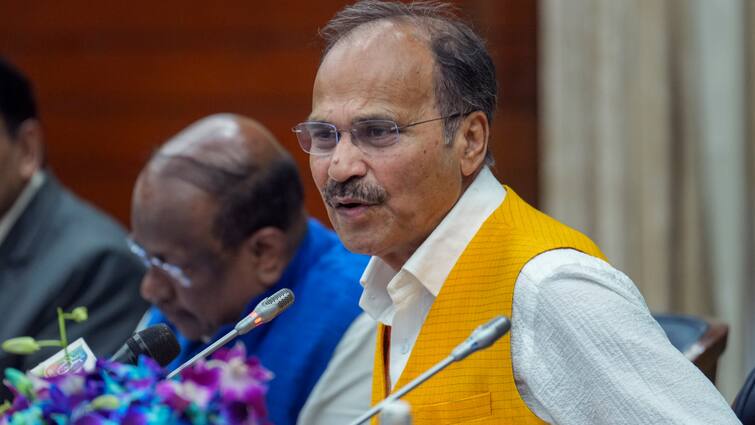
[320,0,497,166]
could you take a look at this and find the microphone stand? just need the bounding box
[347,315,511,425]
[349,356,454,425]
[167,329,239,379]
[166,288,294,379]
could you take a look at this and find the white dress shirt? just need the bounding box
[359,167,504,388]
[358,167,739,424]
[0,171,44,246]
[297,312,376,425]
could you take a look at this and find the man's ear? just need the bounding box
[458,111,489,177]
[243,227,288,287]
[15,119,44,178]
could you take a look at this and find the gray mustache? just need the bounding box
[323,179,388,207]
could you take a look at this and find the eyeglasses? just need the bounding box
[292,113,463,156]
[126,238,192,288]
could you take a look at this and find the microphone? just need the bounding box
[379,400,412,425]
[167,288,294,379]
[450,314,511,361]
[234,287,296,334]
[110,323,180,367]
[347,315,511,425]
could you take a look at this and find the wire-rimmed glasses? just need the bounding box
[292,113,463,156]
[126,238,192,288]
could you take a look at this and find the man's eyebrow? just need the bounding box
[304,113,396,124]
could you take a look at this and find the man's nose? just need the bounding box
[139,269,175,305]
[327,131,368,183]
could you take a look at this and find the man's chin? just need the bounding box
[167,314,208,342]
[338,232,384,256]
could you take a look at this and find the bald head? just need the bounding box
[146,114,287,188]
[134,114,305,250]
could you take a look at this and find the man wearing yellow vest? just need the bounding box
[294,1,739,423]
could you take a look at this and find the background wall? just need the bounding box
[0,0,538,227]
[540,0,753,399]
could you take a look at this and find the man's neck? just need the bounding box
[0,171,45,246]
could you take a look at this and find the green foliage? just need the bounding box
[0,307,89,366]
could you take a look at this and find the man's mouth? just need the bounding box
[322,178,388,211]
[329,196,375,210]
[327,197,382,220]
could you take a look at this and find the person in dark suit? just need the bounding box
[0,57,149,400]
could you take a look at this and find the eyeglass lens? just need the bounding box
[126,239,191,288]
[294,120,400,155]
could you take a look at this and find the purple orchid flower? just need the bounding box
[1,342,272,425]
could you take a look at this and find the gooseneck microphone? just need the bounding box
[167,288,295,379]
[233,288,295,334]
[450,314,511,361]
[347,315,511,425]
[110,323,181,367]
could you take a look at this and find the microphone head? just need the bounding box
[473,315,511,349]
[252,288,295,324]
[450,315,511,361]
[130,324,181,367]
[260,288,295,312]
[235,288,295,335]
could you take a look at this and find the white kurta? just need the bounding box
[353,167,739,424]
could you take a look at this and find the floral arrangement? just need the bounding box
[0,343,272,425]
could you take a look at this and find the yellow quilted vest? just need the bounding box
[371,187,606,424]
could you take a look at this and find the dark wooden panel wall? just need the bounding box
[0,0,537,227]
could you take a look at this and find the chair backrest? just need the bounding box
[653,314,729,383]
[734,366,755,424]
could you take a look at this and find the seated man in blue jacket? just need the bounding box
[129,114,372,425]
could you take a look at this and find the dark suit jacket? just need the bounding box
[0,172,148,400]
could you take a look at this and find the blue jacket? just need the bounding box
[149,219,368,425]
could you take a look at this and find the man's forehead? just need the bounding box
[136,167,216,213]
[133,171,219,250]
[335,19,428,52]
[322,21,432,70]
[312,22,436,121]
